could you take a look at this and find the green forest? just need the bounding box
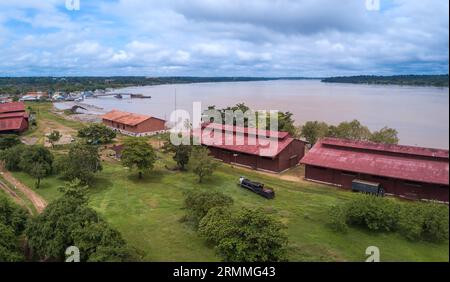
[322,75,449,87]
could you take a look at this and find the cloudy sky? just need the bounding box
[0,0,448,77]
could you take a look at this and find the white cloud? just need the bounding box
[0,0,447,76]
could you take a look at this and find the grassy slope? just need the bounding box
[10,102,449,262]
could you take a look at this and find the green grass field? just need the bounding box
[12,154,449,262]
[9,102,449,262]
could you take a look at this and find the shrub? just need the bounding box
[421,203,449,242]
[328,205,348,233]
[0,135,21,151]
[346,195,400,232]
[216,208,288,262]
[183,190,233,227]
[398,204,426,240]
[198,207,233,244]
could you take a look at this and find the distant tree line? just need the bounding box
[0,76,299,95]
[322,75,449,87]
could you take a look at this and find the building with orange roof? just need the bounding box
[101,110,166,136]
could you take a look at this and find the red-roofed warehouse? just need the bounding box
[198,123,306,173]
[300,138,449,202]
[102,110,166,136]
[0,102,29,134]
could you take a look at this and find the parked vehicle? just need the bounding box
[351,179,385,196]
[239,177,275,199]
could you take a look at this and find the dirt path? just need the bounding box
[0,180,34,214]
[0,165,47,213]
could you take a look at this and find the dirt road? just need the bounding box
[0,165,47,213]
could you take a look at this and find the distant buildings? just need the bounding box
[301,138,449,202]
[20,91,48,101]
[101,110,166,136]
[0,102,29,134]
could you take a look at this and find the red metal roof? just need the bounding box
[0,117,26,131]
[195,123,296,158]
[0,102,26,114]
[0,112,29,119]
[102,110,152,126]
[301,138,449,185]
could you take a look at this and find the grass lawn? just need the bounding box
[12,153,449,262]
[9,102,448,262]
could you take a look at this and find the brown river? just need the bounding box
[74,80,449,149]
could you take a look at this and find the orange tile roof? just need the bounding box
[101,110,152,126]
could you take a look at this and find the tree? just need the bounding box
[19,145,53,189]
[78,124,116,145]
[121,138,156,179]
[0,194,28,262]
[0,135,21,151]
[0,145,25,171]
[162,141,192,171]
[47,130,62,147]
[215,208,288,262]
[183,190,233,226]
[26,180,139,262]
[300,121,329,145]
[190,146,218,183]
[274,111,298,137]
[370,127,399,144]
[56,143,102,185]
[328,120,371,141]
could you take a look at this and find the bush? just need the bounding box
[328,205,348,233]
[398,204,426,240]
[183,190,233,227]
[198,207,233,244]
[328,195,449,243]
[346,195,400,232]
[421,203,449,242]
[0,135,21,151]
[215,208,288,262]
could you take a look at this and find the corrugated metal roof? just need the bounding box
[101,110,152,126]
[196,123,297,158]
[0,112,29,119]
[301,138,449,185]
[0,117,25,131]
[0,102,25,113]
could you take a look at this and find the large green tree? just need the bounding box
[19,145,53,189]
[300,121,329,145]
[121,138,157,179]
[55,142,102,185]
[370,127,400,144]
[0,194,28,262]
[78,124,116,145]
[26,180,139,262]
